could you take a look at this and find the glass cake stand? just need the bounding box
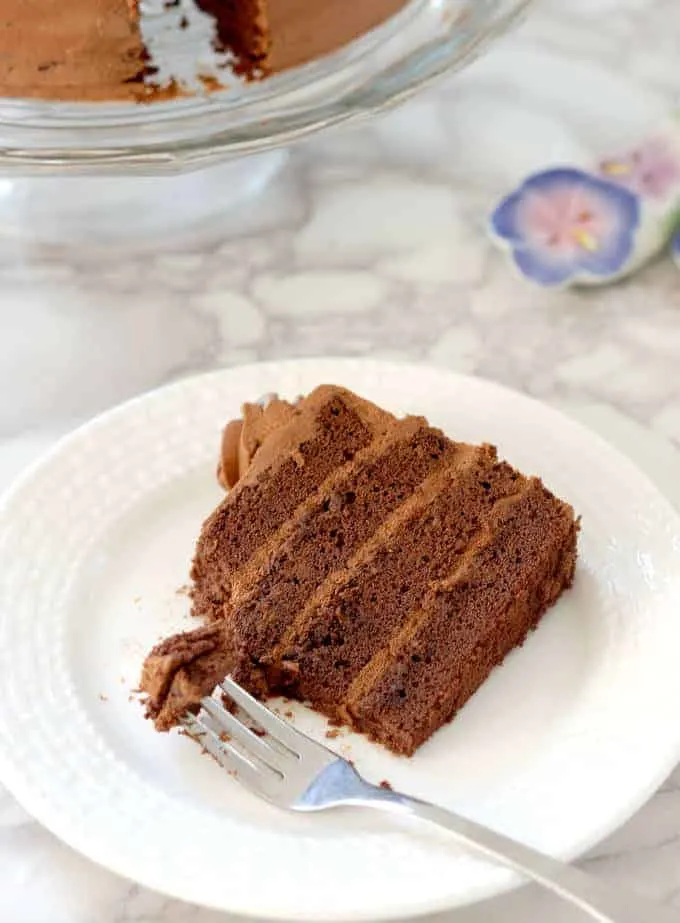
[0,0,531,249]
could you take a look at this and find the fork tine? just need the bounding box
[220,676,323,757]
[182,713,280,798]
[200,694,289,774]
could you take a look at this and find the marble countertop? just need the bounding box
[2,1,680,921]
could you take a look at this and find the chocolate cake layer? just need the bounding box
[274,451,527,712]
[191,387,389,625]
[346,480,579,754]
[195,0,268,77]
[145,416,454,729]
[230,422,456,689]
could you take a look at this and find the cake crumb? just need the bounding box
[379,779,393,791]
[219,732,231,743]
[98,693,108,702]
[175,584,191,597]
[220,692,238,714]
[283,710,294,720]
[133,596,141,604]
[198,74,222,94]
[325,728,341,739]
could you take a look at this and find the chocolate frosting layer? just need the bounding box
[217,395,297,489]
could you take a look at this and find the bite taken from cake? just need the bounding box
[140,385,579,756]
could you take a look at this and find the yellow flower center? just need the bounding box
[601,161,631,177]
[572,227,599,251]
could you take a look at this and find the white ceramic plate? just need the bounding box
[1,358,680,921]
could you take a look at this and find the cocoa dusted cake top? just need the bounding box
[0,0,147,101]
[141,384,579,756]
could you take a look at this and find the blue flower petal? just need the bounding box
[519,167,592,195]
[673,228,680,265]
[512,245,576,286]
[490,189,523,243]
[579,225,638,278]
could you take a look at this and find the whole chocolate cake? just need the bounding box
[1,0,409,100]
[141,385,579,756]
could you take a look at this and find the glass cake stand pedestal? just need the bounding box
[0,0,530,252]
[0,152,288,252]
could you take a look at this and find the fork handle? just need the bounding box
[359,786,679,923]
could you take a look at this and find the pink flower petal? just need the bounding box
[600,137,680,199]
[516,181,625,261]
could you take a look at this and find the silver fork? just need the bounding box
[183,677,678,923]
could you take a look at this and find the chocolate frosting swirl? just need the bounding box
[217,394,297,489]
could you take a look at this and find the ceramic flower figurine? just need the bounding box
[600,137,680,200]
[491,168,640,286]
[491,120,680,287]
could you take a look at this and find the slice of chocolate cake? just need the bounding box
[141,385,579,755]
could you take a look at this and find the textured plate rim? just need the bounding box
[1,357,680,921]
